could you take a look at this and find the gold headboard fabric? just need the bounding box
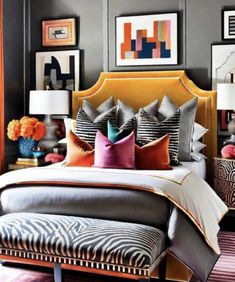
[72,70,217,180]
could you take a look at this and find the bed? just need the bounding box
[0,71,228,282]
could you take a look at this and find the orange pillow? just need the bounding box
[135,134,172,170]
[64,131,94,167]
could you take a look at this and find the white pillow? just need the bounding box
[191,141,206,153]
[191,152,207,162]
[58,118,76,144]
[192,122,208,142]
[191,122,208,161]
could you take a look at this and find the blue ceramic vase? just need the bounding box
[18,137,37,157]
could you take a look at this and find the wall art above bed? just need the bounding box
[211,43,235,135]
[116,13,178,66]
[36,50,80,91]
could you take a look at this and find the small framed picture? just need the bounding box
[42,18,77,47]
[222,10,235,40]
[116,13,178,66]
[35,50,80,91]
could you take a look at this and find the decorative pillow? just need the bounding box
[158,95,198,161]
[64,131,94,167]
[94,130,135,169]
[82,97,115,121]
[75,107,116,146]
[117,99,158,127]
[137,109,180,165]
[135,134,172,170]
[108,120,133,143]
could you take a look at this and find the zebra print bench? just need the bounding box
[0,213,167,282]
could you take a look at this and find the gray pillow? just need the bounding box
[82,97,115,121]
[158,95,198,161]
[117,99,158,127]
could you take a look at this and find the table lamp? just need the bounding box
[29,90,69,149]
[217,83,235,145]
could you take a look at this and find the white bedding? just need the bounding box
[0,165,228,254]
[181,158,206,179]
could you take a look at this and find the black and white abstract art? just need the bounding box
[36,50,80,91]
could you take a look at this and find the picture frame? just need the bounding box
[222,10,235,40]
[42,18,76,47]
[36,50,80,91]
[211,43,235,135]
[116,13,178,66]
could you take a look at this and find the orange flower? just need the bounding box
[27,117,38,126]
[8,116,46,141]
[20,116,30,124]
[7,120,21,141]
[21,122,34,138]
[33,122,46,141]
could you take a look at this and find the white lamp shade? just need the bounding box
[29,90,69,115]
[217,83,235,110]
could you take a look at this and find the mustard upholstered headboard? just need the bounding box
[72,70,217,181]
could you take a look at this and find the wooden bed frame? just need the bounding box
[73,70,217,182]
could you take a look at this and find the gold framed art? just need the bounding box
[42,18,77,47]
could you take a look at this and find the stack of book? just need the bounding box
[8,157,49,171]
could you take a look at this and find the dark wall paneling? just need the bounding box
[27,0,235,91]
[4,0,235,163]
[3,0,24,160]
[29,0,103,91]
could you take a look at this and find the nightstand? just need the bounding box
[214,157,235,209]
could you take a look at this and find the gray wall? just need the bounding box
[186,0,235,90]
[28,0,235,91]
[29,0,103,91]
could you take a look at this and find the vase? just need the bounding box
[18,137,37,158]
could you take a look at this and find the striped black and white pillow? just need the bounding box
[75,107,117,147]
[121,116,137,132]
[137,109,181,165]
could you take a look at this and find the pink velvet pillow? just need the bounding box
[94,130,135,169]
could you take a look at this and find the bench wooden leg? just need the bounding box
[54,263,62,282]
[158,256,167,281]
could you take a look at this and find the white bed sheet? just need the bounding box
[181,158,206,180]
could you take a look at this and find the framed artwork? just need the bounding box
[36,50,80,91]
[42,18,76,47]
[222,10,235,40]
[211,43,235,135]
[116,13,178,66]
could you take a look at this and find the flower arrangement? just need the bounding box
[7,116,46,141]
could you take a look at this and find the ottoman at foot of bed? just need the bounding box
[0,213,167,282]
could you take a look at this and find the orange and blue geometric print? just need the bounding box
[120,20,171,60]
